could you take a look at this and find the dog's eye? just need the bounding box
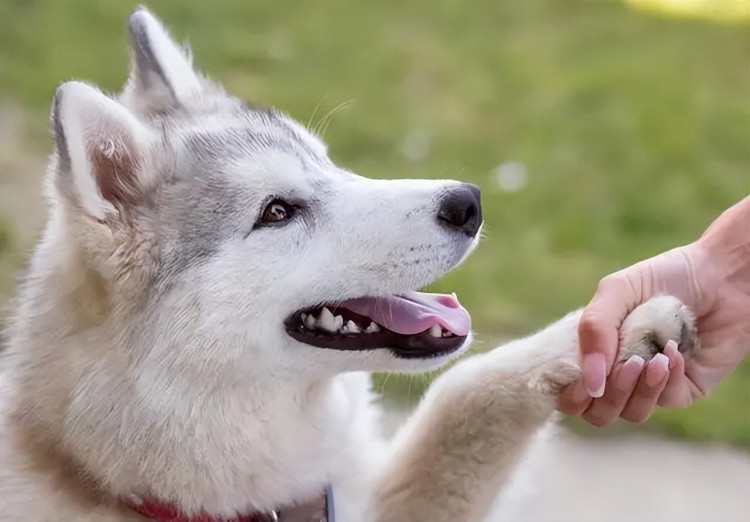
[259,199,293,225]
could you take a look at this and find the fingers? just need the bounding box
[580,352,608,398]
[620,353,670,423]
[578,274,641,397]
[656,340,693,408]
[582,355,645,427]
[557,378,593,416]
[560,341,691,426]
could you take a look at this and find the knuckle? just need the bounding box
[557,402,577,416]
[621,406,650,424]
[611,374,640,397]
[584,410,612,428]
[597,274,616,291]
[578,312,609,343]
[597,273,625,294]
[657,390,691,409]
[634,380,660,399]
[557,396,588,417]
[577,313,600,335]
[555,394,574,414]
[622,412,647,424]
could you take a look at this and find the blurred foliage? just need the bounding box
[0,221,13,299]
[652,360,750,447]
[626,0,750,23]
[0,222,10,255]
[0,0,748,446]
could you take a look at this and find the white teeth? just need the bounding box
[304,314,317,330]
[346,320,360,334]
[366,322,381,333]
[318,307,337,332]
[442,330,454,338]
[429,324,442,337]
[304,310,380,335]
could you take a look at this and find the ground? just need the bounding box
[381,409,750,522]
[516,433,750,522]
[498,429,750,522]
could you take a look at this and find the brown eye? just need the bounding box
[260,199,292,225]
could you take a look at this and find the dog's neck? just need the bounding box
[9,359,350,516]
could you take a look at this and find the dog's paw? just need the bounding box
[619,295,699,361]
[530,360,580,396]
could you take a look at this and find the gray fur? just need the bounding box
[127,9,179,109]
[50,88,71,173]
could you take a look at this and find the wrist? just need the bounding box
[695,196,750,296]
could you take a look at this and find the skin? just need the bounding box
[559,196,750,426]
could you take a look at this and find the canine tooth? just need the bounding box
[304,314,317,330]
[346,320,360,334]
[318,307,336,332]
[366,322,381,333]
[301,313,307,320]
[334,315,344,331]
[429,325,442,337]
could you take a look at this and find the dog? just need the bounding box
[0,8,699,521]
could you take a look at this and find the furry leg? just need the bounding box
[372,296,697,522]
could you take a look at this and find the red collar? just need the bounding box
[124,498,274,522]
[124,487,332,522]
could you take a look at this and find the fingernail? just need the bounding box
[583,353,607,398]
[615,355,645,391]
[663,340,679,369]
[645,353,669,387]
[625,355,646,371]
[590,382,605,399]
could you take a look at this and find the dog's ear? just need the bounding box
[123,7,202,113]
[52,81,153,221]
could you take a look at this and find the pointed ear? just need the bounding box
[123,7,202,113]
[52,81,153,221]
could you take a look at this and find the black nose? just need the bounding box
[437,183,482,237]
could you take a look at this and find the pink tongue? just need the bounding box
[340,291,471,336]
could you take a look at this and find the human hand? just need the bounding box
[558,197,750,426]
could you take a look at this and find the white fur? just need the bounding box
[57,81,154,220]
[0,8,699,522]
[120,8,203,113]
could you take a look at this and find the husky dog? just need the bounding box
[0,8,698,522]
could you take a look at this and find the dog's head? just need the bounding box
[48,8,482,381]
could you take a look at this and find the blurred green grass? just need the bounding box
[0,0,748,446]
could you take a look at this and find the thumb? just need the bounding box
[578,275,640,397]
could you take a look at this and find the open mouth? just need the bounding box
[285,291,471,359]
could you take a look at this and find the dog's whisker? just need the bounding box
[313,99,354,137]
[306,90,332,132]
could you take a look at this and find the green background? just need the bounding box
[0,0,748,446]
